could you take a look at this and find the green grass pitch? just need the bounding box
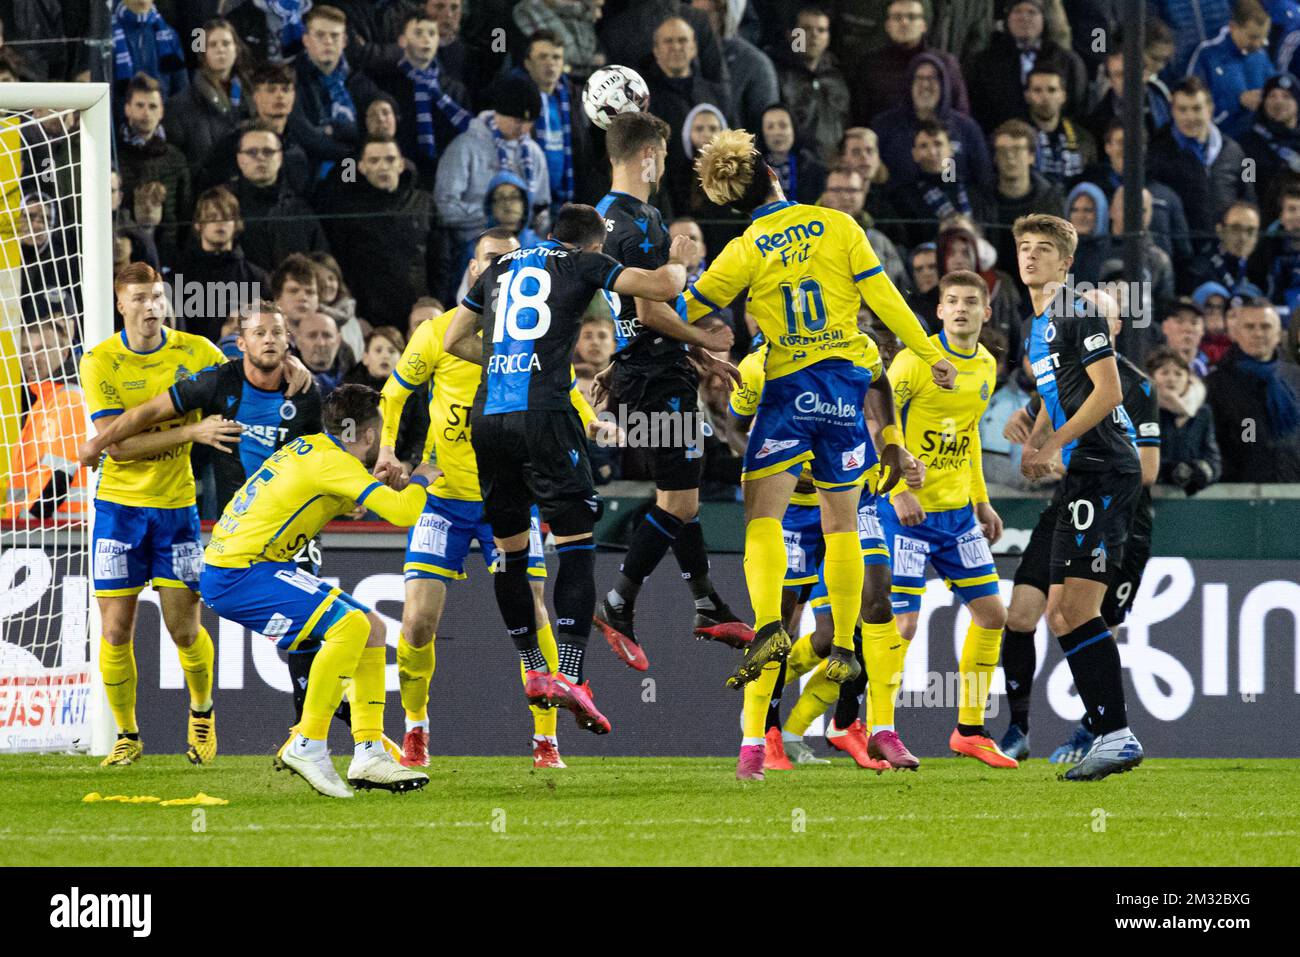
[2,755,1296,866]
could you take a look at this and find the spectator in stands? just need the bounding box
[1086,118,1193,268]
[433,75,549,268]
[322,136,435,327]
[1066,181,1108,284]
[289,5,380,180]
[1207,297,1300,480]
[112,169,161,271]
[1187,0,1275,140]
[1150,0,1233,80]
[1238,73,1300,222]
[271,253,321,336]
[172,186,267,343]
[1103,186,1176,360]
[987,118,1065,270]
[966,0,1087,130]
[112,0,188,99]
[1193,279,1237,362]
[836,127,902,242]
[599,0,727,90]
[1148,346,1221,494]
[1084,47,1174,145]
[818,166,909,290]
[164,18,248,173]
[1162,296,1213,377]
[1023,65,1095,188]
[644,16,733,190]
[875,53,992,195]
[427,0,471,89]
[773,6,848,163]
[367,11,473,192]
[297,311,353,397]
[200,63,310,195]
[517,29,595,210]
[853,0,970,125]
[223,0,309,66]
[1260,182,1300,309]
[226,122,327,272]
[408,295,444,341]
[576,313,616,370]
[1148,76,1256,257]
[514,0,605,82]
[466,171,544,292]
[887,121,991,249]
[342,323,431,465]
[365,94,402,139]
[4,319,88,520]
[1182,200,1261,293]
[117,73,191,258]
[307,250,369,361]
[909,242,939,295]
[18,192,78,323]
[758,104,827,205]
[690,0,779,132]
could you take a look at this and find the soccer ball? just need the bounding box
[582,65,650,130]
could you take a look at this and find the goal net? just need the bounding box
[0,83,113,753]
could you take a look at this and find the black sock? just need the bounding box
[833,628,866,729]
[766,658,788,731]
[957,722,985,737]
[121,731,140,741]
[494,547,539,666]
[1001,627,1036,732]
[287,645,351,727]
[611,506,683,610]
[555,538,597,682]
[1057,617,1128,735]
[670,517,717,607]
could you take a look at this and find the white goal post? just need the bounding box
[0,83,113,754]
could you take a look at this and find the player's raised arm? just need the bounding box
[610,232,697,302]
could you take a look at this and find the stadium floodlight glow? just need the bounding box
[0,83,114,755]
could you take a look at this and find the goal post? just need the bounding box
[0,83,114,754]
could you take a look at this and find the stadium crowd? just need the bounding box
[4,0,1300,524]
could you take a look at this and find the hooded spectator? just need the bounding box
[852,0,970,124]
[1237,72,1300,221]
[1065,181,1109,285]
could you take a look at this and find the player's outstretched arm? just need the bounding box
[354,462,437,527]
[443,304,484,365]
[857,271,956,388]
[78,393,240,466]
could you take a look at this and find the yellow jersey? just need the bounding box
[81,328,226,509]
[731,339,884,505]
[889,332,997,512]
[380,310,595,501]
[683,202,942,379]
[205,432,428,568]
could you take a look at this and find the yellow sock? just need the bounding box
[528,623,559,737]
[784,634,823,679]
[959,624,1003,727]
[743,517,786,631]
[99,638,137,734]
[864,681,874,734]
[175,627,214,711]
[821,531,864,651]
[785,660,841,736]
[350,645,387,744]
[396,632,435,723]
[742,661,783,739]
[861,618,906,730]
[300,610,368,740]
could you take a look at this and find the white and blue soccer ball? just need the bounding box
[582,65,650,130]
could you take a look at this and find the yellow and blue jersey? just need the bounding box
[205,432,428,569]
[683,202,942,380]
[889,332,998,513]
[80,328,226,509]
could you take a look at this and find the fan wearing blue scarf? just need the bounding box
[520,30,576,212]
[396,14,472,162]
[112,0,188,97]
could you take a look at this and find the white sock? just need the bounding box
[293,734,326,757]
[782,730,802,744]
[532,734,557,745]
[874,724,895,733]
[405,718,429,733]
[606,588,624,610]
[741,736,764,747]
[354,739,383,760]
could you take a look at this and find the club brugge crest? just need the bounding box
[280,400,297,420]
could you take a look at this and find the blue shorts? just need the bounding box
[782,502,823,586]
[808,494,891,613]
[877,500,1000,615]
[200,562,370,651]
[404,494,546,582]
[743,360,875,489]
[92,500,203,597]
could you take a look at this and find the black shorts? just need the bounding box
[1049,468,1142,585]
[610,355,703,492]
[1101,531,1151,624]
[1012,485,1062,595]
[471,408,598,538]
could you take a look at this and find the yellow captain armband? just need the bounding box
[881,424,904,448]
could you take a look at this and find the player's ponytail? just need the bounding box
[695,129,774,213]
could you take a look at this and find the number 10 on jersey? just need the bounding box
[781,278,827,335]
